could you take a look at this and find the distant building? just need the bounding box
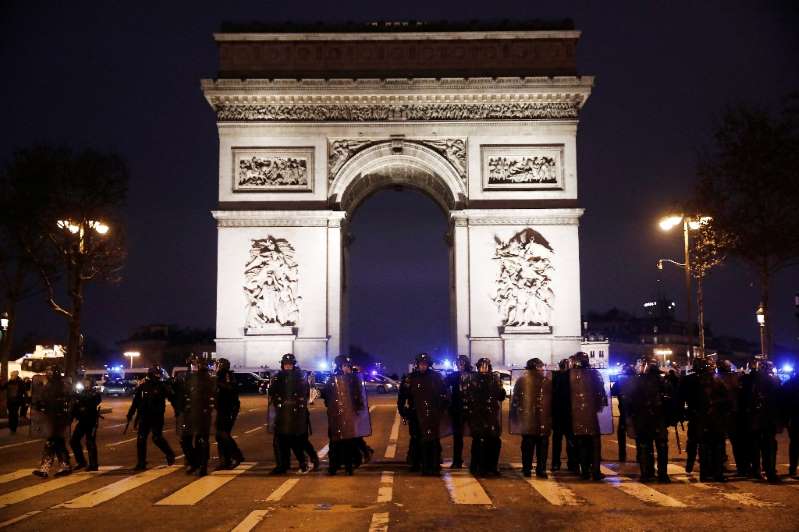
[584,297,759,369]
[117,324,215,370]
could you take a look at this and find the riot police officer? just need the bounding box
[445,355,471,469]
[717,359,746,475]
[783,367,799,477]
[464,357,506,476]
[397,361,421,471]
[551,358,576,472]
[70,375,101,471]
[215,358,245,470]
[740,359,782,482]
[510,358,552,478]
[407,352,450,475]
[127,363,177,471]
[627,357,675,483]
[180,356,216,476]
[3,370,26,434]
[569,353,606,481]
[268,353,311,474]
[32,365,72,478]
[323,355,371,475]
[610,364,635,462]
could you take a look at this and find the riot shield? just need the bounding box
[325,374,372,441]
[409,371,451,440]
[617,374,638,439]
[597,369,614,435]
[184,372,216,435]
[509,369,552,436]
[464,372,504,437]
[29,374,47,438]
[267,370,309,435]
[569,368,611,436]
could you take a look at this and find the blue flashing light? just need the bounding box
[318,361,329,371]
[608,367,621,376]
[782,363,794,374]
[371,369,378,376]
[442,359,452,369]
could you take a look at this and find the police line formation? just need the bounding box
[5,351,799,486]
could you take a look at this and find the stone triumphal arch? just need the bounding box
[204,21,593,369]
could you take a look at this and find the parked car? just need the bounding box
[102,378,136,397]
[235,372,267,394]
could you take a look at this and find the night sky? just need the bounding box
[2,1,798,371]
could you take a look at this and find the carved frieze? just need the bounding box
[217,102,579,123]
[328,138,467,182]
[481,145,564,190]
[492,228,554,327]
[233,148,314,192]
[244,236,300,328]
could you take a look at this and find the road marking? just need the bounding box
[442,471,492,505]
[510,463,579,506]
[600,465,687,508]
[369,405,377,413]
[244,425,265,434]
[0,510,41,529]
[368,512,390,532]
[105,422,128,429]
[0,469,36,485]
[0,466,121,509]
[231,510,270,532]
[376,471,394,503]
[384,411,401,459]
[318,444,329,460]
[55,465,181,508]
[247,408,260,413]
[154,462,255,506]
[0,438,42,451]
[265,478,300,502]
[667,464,781,507]
[608,438,637,450]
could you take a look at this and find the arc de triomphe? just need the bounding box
[203,22,593,369]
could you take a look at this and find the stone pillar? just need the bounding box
[450,212,472,361]
[326,212,346,365]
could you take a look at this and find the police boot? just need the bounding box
[55,457,73,477]
[34,449,54,478]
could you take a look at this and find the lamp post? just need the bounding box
[756,305,767,358]
[658,214,712,360]
[124,351,140,369]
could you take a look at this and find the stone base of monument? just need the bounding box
[245,324,296,336]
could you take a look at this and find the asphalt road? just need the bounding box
[1,393,798,531]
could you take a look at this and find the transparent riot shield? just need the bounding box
[29,374,48,438]
[597,369,614,435]
[267,371,309,435]
[509,368,552,436]
[325,374,372,441]
[410,371,451,440]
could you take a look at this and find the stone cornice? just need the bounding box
[213,30,582,42]
[212,210,346,227]
[450,208,584,226]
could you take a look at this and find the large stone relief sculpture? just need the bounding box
[328,138,467,181]
[492,228,555,328]
[233,148,313,191]
[244,236,300,329]
[482,145,564,190]
[218,102,579,123]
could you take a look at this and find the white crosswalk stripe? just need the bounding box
[231,509,271,532]
[442,471,492,505]
[0,438,43,451]
[667,464,782,507]
[265,478,300,502]
[600,464,687,508]
[0,466,121,509]
[154,462,255,506]
[368,511,390,532]
[509,463,579,506]
[0,469,36,486]
[0,510,42,529]
[55,465,182,508]
[376,471,394,503]
[384,411,401,459]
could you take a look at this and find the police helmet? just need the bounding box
[216,358,231,373]
[415,352,433,366]
[456,355,472,371]
[334,355,353,369]
[476,357,492,372]
[525,358,544,370]
[281,353,297,367]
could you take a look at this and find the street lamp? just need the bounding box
[124,351,140,369]
[57,219,110,252]
[0,312,8,331]
[756,305,767,358]
[658,214,712,359]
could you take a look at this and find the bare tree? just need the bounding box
[9,145,128,377]
[696,96,799,357]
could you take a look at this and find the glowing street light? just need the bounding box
[756,305,768,358]
[0,312,8,331]
[57,219,111,252]
[124,351,140,368]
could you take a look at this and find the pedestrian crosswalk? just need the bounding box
[0,460,796,531]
